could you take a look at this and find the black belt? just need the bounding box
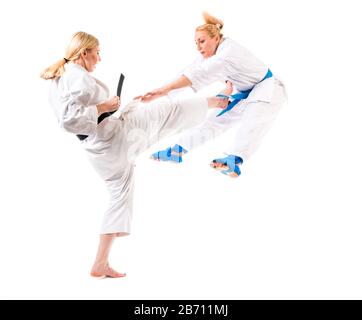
[76,111,115,140]
[77,73,125,141]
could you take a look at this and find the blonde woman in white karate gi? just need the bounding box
[41,31,231,278]
[141,12,287,177]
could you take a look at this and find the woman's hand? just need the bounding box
[137,87,169,103]
[135,76,192,103]
[97,96,120,115]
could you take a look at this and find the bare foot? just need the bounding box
[210,162,228,171]
[210,160,241,178]
[207,81,233,109]
[91,263,126,278]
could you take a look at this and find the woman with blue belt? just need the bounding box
[141,12,287,177]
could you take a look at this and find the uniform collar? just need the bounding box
[216,37,228,54]
[65,62,88,73]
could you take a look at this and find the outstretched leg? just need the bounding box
[150,82,233,163]
[90,233,127,278]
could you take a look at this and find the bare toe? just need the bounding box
[105,266,126,278]
[210,162,226,170]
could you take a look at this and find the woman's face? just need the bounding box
[194,31,220,58]
[82,46,101,72]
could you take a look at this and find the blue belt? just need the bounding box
[216,69,273,117]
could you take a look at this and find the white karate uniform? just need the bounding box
[48,63,208,234]
[174,37,287,160]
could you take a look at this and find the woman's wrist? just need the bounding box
[96,103,105,115]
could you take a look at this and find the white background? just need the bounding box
[0,0,361,299]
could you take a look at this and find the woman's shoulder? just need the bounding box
[63,63,90,77]
[62,63,96,87]
[218,38,244,52]
[217,38,255,61]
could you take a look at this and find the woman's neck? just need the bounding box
[74,59,86,70]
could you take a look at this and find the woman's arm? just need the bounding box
[140,55,227,103]
[58,74,119,135]
[96,97,120,115]
[140,75,192,103]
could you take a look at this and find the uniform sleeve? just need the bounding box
[58,73,99,135]
[182,55,228,92]
[165,56,201,100]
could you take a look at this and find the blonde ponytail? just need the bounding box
[40,31,99,80]
[40,58,68,80]
[196,12,224,38]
